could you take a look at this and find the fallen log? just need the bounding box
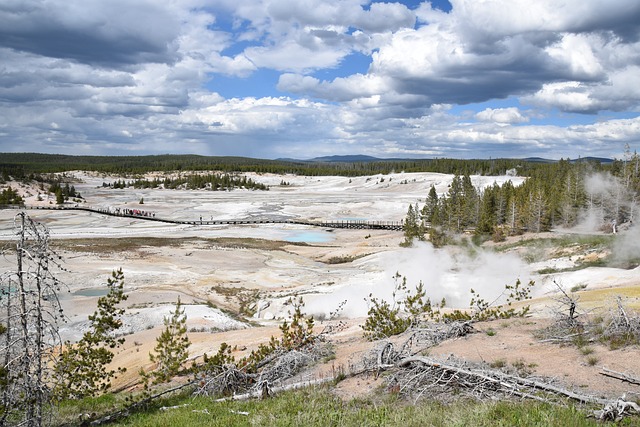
[600,367,640,386]
[214,377,335,402]
[394,355,610,406]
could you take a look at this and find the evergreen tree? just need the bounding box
[422,185,439,223]
[446,175,463,232]
[55,188,64,204]
[402,203,422,246]
[54,269,128,399]
[477,185,498,235]
[147,297,191,384]
[529,188,548,233]
[0,187,24,205]
[461,174,479,229]
[442,174,479,232]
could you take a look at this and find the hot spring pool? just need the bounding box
[285,231,333,243]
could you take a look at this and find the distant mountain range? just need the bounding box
[275,154,381,163]
[523,156,615,164]
[309,155,383,162]
[277,154,615,164]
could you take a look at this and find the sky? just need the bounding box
[1,0,640,160]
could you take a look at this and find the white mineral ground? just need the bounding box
[1,171,639,397]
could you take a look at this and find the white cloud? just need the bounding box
[244,38,348,72]
[450,0,640,43]
[546,33,605,81]
[354,2,415,33]
[524,82,595,113]
[476,107,529,124]
[278,73,388,102]
[203,0,416,74]
[524,64,640,113]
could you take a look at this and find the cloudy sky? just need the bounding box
[1,0,640,160]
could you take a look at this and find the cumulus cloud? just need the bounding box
[277,73,388,102]
[0,0,181,67]
[475,107,529,124]
[287,0,640,112]
[244,39,348,73]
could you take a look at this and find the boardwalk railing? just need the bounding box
[1,205,404,231]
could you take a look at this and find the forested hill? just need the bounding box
[0,152,613,178]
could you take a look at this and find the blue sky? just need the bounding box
[1,0,639,160]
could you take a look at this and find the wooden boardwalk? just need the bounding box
[2,205,404,231]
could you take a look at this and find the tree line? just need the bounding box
[0,152,601,178]
[0,187,23,205]
[104,173,269,191]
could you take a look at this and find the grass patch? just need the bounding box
[203,237,309,250]
[571,283,588,293]
[323,253,369,264]
[586,355,599,366]
[489,359,507,369]
[52,237,188,252]
[575,286,640,311]
[537,258,608,275]
[502,235,613,252]
[94,388,615,427]
[210,285,260,317]
[601,332,639,350]
[492,236,559,252]
[509,359,537,376]
[52,392,129,425]
[579,346,595,356]
[494,234,614,262]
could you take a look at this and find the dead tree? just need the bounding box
[537,280,587,344]
[602,296,640,346]
[0,212,66,426]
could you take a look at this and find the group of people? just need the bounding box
[98,206,156,218]
[117,207,155,218]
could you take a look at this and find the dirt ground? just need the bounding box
[1,171,639,401]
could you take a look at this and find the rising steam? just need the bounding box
[305,241,535,319]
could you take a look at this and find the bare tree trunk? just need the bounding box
[0,212,64,427]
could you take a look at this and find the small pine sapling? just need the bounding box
[145,297,191,385]
[361,273,433,340]
[54,269,128,400]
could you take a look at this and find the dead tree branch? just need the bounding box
[600,368,640,386]
[591,399,640,422]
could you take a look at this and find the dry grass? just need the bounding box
[574,286,640,311]
[52,236,308,253]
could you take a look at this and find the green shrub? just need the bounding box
[361,273,431,340]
